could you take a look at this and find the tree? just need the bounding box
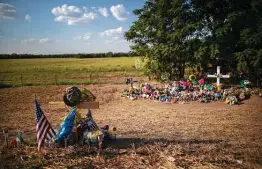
[125,0,200,81]
[126,0,262,86]
[234,0,262,86]
[192,0,262,85]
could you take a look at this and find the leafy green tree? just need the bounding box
[126,0,262,86]
[234,0,262,86]
[192,0,262,85]
[125,0,200,81]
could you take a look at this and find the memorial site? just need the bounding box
[0,0,261,168]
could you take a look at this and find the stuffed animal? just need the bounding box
[228,96,238,105]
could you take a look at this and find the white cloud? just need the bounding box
[74,32,91,41]
[110,4,129,21]
[25,14,31,22]
[99,27,123,37]
[0,3,16,20]
[52,4,82,17]
[100,27,126,44]
[98,7,109,17]
[68,13,96,25]
[39,38,53,44]
[73,36,82,40]
[22,38,54,44]
[21,39,38,44]
[51,4,96,25]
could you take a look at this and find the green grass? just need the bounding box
[0,57,143,86]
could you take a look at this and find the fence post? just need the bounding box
[20,73,23,86]
[89,73,92,81]
[55,73,58,85]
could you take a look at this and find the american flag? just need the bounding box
[35,99,56,151]
[86,109,100,131]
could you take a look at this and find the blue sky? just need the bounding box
[0,0,144,54]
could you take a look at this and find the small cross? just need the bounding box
[207,66,230,87]
[3,129,9,148]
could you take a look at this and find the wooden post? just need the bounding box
[64,136,68,148]
[113,127,117,141]
[55,73,58,85]
[20,73,23,86]
[89,74,92,81]
[98,135,103,155]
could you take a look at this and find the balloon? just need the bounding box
[189,75,196,81]
[198,78,204,85]
[207,85,213,91]
[240,80,246,88]
[81,88,96,102]
[193,80,198,85]
[55,108,76,141]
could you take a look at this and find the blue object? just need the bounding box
[55,108,76,141]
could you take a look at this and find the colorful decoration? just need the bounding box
[81,88,96,102]
[55,108,76,141]
[122,80,251,105]
[198,78,205,85]
[189,74,196,81]
[33,87,115,155]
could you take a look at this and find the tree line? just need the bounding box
[125,0,262,86]
[0,51,139,59]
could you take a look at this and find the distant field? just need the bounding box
[0,57,144,87]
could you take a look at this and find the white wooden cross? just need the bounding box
[207,66,230,86]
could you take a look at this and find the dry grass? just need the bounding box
[0,85,262,168]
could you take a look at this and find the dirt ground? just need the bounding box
[0,85,262,169]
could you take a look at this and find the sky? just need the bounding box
[0,0,145,54]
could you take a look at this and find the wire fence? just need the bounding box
[0,71,146,88]
[0,71,260,88]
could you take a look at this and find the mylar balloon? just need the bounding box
[55,108,76,141]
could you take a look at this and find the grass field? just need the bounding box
[0,57,144,87]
